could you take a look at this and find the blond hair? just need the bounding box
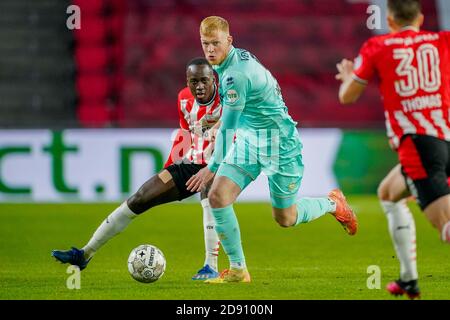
[200,16,230,36]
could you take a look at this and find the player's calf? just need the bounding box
[273,206,297,227]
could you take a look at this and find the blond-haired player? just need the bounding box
[187,16,358,283]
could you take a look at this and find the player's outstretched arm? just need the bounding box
[336,58,366,104]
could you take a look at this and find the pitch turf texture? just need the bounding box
[1,196,449,300]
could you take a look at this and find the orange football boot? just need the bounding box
[328,189,358,235]
[205,268,251,284]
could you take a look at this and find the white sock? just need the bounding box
[82,202,138,259]
[442,221,450,243]
[230,261,246,270]
[201,198,219,272]
[327,198,337,213]
[381,200,418,282]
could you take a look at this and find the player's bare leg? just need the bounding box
[84,170,180,257]
[272,190,357,235]
[378,164,410,202]
[271,205,298,227]
[378,164,420,299]
[126,170,180,213]
[51,170,180,270]
[208,175,241,208]
[205,176,251,283]
[423,195,450,244]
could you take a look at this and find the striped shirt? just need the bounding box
[165,85,222,167]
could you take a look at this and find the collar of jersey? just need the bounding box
[214,46,236,73]
[399,26,419,32]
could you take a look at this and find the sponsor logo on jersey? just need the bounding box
[288,182,297,191]
[226,89,238,103]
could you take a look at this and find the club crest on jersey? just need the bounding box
[226,89,238,103]
[238,50,250,60]
[288,182,297,191]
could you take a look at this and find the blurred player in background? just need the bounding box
[187,16,358,284]
[52,58,222,280]
[336,0,450,299]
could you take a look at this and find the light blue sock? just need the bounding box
[211,204,246,268]
[295,197,334,225]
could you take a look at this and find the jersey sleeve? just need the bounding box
[352,38,377,84]
[164,128,184,168]
[164,92,191,167]
[221,71,249,111]
[441,31,450,47]
[207,106,242,173]
[177,92,190,130]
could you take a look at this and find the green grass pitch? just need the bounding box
[1,196,449,300]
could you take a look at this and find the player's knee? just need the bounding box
[274,216,291,228]
[377,181,391,202]
[127,189,147,214]
[273,210,295,228]
[208,189,227,208]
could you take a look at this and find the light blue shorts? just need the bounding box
[216,140,304,208]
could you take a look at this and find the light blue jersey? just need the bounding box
[204,42,349,275]
[208,46,303,208]
[215,47,298,138]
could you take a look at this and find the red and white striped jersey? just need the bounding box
[164,85,222,167]
[353,27,450,149]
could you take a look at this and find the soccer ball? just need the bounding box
[127,244,166,283]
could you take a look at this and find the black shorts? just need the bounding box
[165,162,206,201]
[398,134,450,210]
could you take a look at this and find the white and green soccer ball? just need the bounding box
[127,244,166,283]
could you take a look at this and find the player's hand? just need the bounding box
[186,167,215,192]
[335,59,354,82]
[205,120,221,142]
[204,127,218,142]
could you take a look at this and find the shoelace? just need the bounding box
[218,269,230,278]
[198,266,211,274]
[71,248,84,264]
